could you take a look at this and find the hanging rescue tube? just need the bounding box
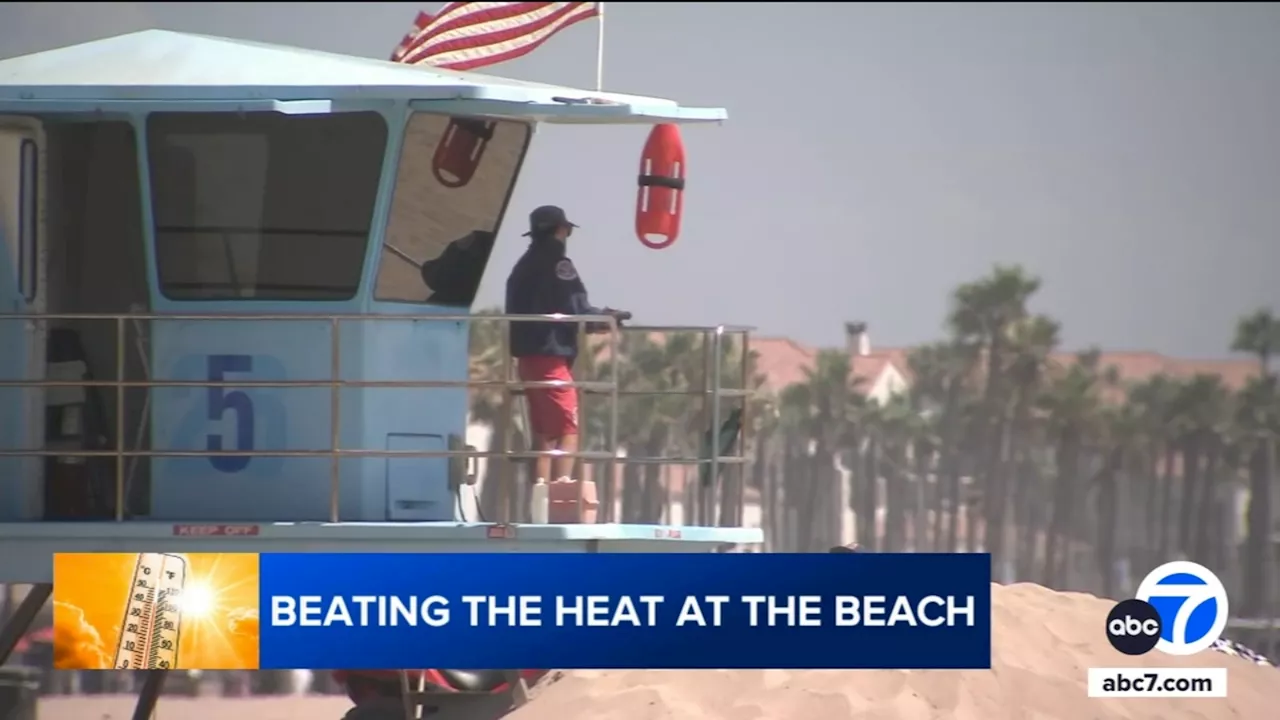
[431,118,496,189]
[635,123,686,249]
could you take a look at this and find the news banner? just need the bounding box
[50,552,991,670]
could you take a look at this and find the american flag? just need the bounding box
[390,11,434,61]
[391,2,602,71]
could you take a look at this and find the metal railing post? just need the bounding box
[709,326,724,528]
[606,317,620,523]
[697,330,712,526]
[498,319,513,524]
[1266,432,1277,655]
[114,317,126,521]
[737,330,751,528]
[329,317,342,523]
[575,318,585,519]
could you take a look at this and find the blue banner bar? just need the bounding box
[258,553,991,670]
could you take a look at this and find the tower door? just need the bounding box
[0,115,47,519]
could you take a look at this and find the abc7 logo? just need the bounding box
[1105,560,1229,656]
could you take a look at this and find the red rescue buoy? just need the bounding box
[635,123,686,249]
[432,118,496,189]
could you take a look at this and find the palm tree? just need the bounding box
[581,329,751,526]
[1126,374,1181,566]
[1094,401,1141,597]
[583,332,665,522]
[467,307,524,520]
[948,265,1042,568]
[1169,374,1232,563]
[469,270,1277,609]
[867,394,927,552]
[916,341,980,553]
[1004,315,1062,581]
[775,382,814,551]
[467,306,506,425]
[1232,308,1280,616]
[752,388,783,550]
[905,342,960,552]
[1233,309,1280,376]
[773,350,859,551]
[1039,349,1109,588]
[714,338,766,529]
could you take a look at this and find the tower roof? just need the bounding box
[0,29,694,111]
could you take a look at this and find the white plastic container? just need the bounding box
[530,478,549,524]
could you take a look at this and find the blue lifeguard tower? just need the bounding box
[0,29,760,714]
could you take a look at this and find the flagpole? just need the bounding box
[595,2,606,92]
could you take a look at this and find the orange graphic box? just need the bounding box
[52,552,260,670]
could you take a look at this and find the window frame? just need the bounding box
[17,138,38,303]
[146,110,390,302]
[372,112,533,307]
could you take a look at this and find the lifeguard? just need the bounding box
[504,205,629,521]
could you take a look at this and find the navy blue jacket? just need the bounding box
[505,236,603,359]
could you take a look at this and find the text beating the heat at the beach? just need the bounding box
[268,594,976,628]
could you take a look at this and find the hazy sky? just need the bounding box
[2,2,1277,357]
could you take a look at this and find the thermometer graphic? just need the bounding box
[113,553,186,670]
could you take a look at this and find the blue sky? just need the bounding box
[3,2,1277,357]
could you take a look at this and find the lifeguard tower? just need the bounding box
[0,29,760,719]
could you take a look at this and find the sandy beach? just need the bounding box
[34,583,1274,720]
[504,584,1275,720]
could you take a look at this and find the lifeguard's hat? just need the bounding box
[523,205,578,236]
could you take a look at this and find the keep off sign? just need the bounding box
[172,524,260,537]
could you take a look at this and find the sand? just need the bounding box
[506,583,1275,720]
[35,583,1276,720]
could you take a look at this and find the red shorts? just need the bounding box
[517,356,579,437]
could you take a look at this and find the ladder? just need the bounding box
[398,670,531,720]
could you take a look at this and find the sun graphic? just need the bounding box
[178,581,218,619]
[161,554,260,669]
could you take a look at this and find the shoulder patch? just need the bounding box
[555,259,578,281]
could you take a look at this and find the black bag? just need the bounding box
[420,230,495,306]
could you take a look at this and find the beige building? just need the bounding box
[752,326,1260,403]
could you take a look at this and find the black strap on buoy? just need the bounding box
[453,118,495,140]
[638,174,686,190]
